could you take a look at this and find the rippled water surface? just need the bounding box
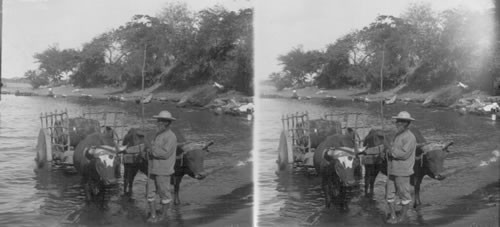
[257,98,500,226]
[0,94,252,227]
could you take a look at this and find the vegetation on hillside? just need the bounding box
[25,3,253,95]
[271,3,498,95]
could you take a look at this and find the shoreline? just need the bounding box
[1,82,254,117]
[258,81,433,102]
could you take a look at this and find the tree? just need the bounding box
[270,71,293,91]
[277,46,323,87]
[316,34,360,88]
[24,69,49,89]
[33,45,79,83]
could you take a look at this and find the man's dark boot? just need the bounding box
[146,201,157,223]
[387,202,397,224]
[398,203,410,222]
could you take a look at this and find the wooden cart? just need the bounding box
[35,108,127,168]
[277,111,371,170]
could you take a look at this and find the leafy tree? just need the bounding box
[270,72,293,91]
[277,46,323,88]
[316,34,358,88]
[33,45,79,83]
[24,69,49,89]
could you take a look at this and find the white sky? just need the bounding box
[255,0,494,81]
[1,0,252,78]
[1,0,493,79]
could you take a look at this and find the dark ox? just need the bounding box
[313,130,362,209]
[54,117,101,148]
[121,128,213,205]
[73,127,121,207]
[296,119,342,151]
[362,128,453,207]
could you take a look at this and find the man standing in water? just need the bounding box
[146,110,178,223]
[385,111,417,223]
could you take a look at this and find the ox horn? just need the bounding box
[323,148,335,161]
[203,141,215,151]
[443,141,454,152]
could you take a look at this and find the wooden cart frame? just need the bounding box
[278,111,371,169]
[36,108,127,166]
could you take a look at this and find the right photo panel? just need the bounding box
[255,0,499,226]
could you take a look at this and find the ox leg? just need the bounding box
[123,164,129,195]
[99,184,107,210]
[321,175,333,208]
[413,175,424,208]
[84,183,91,203]
[364,165,372,197]
[370,166,381,196]
[171,175,183,205]
[123,164,139,196]
[364,165,378,197]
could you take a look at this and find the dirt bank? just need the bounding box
[258,81,433,103]
[2,82,254,118]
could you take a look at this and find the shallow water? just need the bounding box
[257,98,500,226]
[0,94,252,227]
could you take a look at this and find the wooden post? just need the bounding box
[306,111,311,153]
[40,113,43,129]
[65,110,70,151]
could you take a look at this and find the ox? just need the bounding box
[121,128,213,205]
[73,127,122,208]
[297,119,343,152]
[313,129,362,209]
[362,128,453,208]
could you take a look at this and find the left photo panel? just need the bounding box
[0,0,254,226]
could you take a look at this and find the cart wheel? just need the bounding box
[35,128,52,168]
[277,130,289,171]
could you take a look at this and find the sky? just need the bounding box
[255,0,494,80]
[1,0,252,78]
[1,0,494,79]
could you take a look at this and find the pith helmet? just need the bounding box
[392,111,415,121]
[152,110,176,121]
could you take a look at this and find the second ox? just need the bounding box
[121,128,213,205]
[361,128,453,208]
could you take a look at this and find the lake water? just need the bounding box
[257,97,500,226]
[0,94,253,227]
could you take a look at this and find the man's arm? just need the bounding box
[152,134,177,160]
[391,135,416,160]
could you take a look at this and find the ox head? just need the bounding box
[420,142,453,181]
[296,119,343,150]
[364,129,382,147]
[324,148,361,187]
[180,141,214,180]
[85,145,121,186]
[122,128,146,146]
